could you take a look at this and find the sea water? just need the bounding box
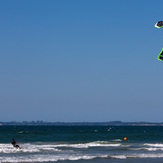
[1,126,163,163]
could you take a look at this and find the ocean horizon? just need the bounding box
[1,121,163,126]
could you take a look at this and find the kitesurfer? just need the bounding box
[11,138,21,149]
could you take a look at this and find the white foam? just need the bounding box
[0,143,61,154]
[144,143,163,147]
[133,153,163,158]
[145,147,163,151]
[0,141,122,154]
[130,147,163,151]
[141,144,163,151]
[111,153,163,159]
[113,139,122,142]
[0,154,108,163]
[1,151,163,162]
[4,142,163,162]
[54,141,121,148]
[112,155,127,159]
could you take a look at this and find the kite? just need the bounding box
[155,21,163,28]
[157,48,163,61]
[155,21,163,61]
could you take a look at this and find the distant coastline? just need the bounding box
[1,121,163,126]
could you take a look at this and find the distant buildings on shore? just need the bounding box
[0,121,163,126]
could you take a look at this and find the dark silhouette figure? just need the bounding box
[11,139,21,149]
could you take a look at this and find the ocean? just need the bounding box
[1,125,163,163]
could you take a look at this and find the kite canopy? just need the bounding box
[157,49,163,61]
[155,21,163,28]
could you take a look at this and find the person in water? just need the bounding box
[11,139,21,149]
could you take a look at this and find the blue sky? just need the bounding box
[0,0,163,122]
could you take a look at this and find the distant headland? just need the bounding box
[0,121,163,126]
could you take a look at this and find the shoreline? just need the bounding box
[1,121,163,126]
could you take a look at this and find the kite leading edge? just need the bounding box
[155,21,163,29]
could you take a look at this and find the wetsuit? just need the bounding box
[11,139,21,149]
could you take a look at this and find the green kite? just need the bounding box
[155,21,163,61]
[155,21,163,28]
[157,48,163,61]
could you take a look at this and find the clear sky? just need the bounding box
[0,0,163,122]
